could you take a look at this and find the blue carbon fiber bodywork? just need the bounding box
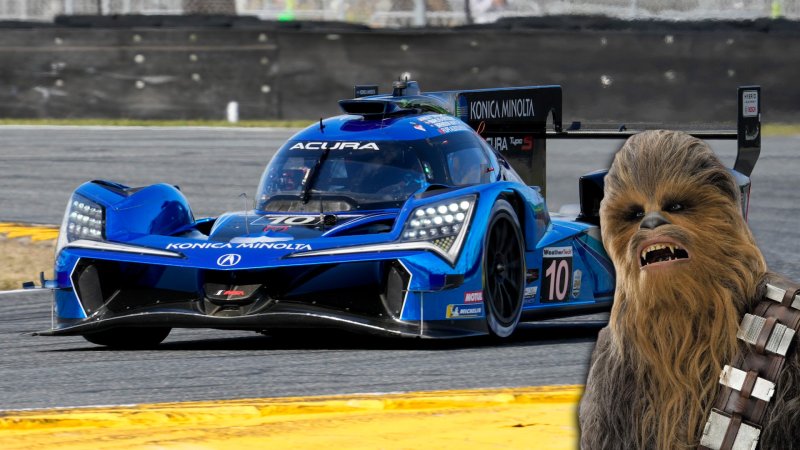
[48,105,614,339]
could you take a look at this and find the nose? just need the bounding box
[640,212,670,230]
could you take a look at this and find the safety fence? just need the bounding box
[0,17,797,123]
[2,1,800,25]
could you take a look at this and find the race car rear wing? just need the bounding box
[450,85,761,197]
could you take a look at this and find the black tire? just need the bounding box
[482,199,525,338]
[83,327,171,349]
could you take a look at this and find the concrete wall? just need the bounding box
[0,18,798,123]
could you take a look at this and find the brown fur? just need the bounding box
[579,130,776,449]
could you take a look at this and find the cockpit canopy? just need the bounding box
[256,130,493,213]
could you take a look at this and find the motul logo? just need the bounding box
[464,291,483,303]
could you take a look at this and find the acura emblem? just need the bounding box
[216,253,241,267]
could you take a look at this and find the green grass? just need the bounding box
[0,118,315,128]
[763,123,800,136]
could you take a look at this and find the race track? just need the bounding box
[1,127,798,410]
[3,290,604,410]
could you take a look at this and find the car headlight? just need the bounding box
[56,194,106,254]
[66,195,105,241]
[401,196,475,254]
[287,195,477,265]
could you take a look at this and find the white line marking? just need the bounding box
[0,289,41,295]
[0,403,140,413]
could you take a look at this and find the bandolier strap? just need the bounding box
[699,281,800,450]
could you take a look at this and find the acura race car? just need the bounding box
[36,81,761,347]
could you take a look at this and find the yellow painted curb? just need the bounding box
[0,223,59,242]
[0,385,583,449]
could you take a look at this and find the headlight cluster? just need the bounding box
[401,196,474,252]
[65,194,105,241]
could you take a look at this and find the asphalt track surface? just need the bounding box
[0,127,798,411]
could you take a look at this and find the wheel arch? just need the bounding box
[70,181,195,239]
[499,190,526,237]
[499,187,544,252]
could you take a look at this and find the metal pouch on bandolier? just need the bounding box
[699,281,800,450]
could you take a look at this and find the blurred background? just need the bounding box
[0,0,796,124]
[2,1,800,24]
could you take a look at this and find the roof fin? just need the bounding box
[392,79,420,97]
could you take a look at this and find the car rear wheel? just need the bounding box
[83,327,171,348]
[483,199,525,338]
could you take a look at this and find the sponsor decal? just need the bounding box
[355,85,378,97]
[456,95,469,122]
[205,283,261,302]
[418,115,468,134]
[469,98,535,121]
[485,135,533,152]
[216,253,241,267]
[166,242,312,251]
[572,270,582,298]
[446,303,484,319]
[290,142,379,151]
[464,290,483,304]
[526,269,539,283]
[218,290,245,296]
[524,286,538,300]
[410,122,427,132]
[743,90,758,117]
[263,225,290,232]
[542,246,574,303]
[543,247,573,258]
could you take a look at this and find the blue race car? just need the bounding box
[39,81,757,347]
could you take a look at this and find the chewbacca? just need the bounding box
[579,130,800,449]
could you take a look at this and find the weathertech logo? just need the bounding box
[543,247,573,258]
[464,291,483,304]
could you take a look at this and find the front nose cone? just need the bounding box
[640,212,670,230]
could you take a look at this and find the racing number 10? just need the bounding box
[545,259,569,301]
[542,247,573,303]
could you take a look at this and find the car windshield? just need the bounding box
[256,131,488,212]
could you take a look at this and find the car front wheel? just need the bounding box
[482,199,525,338]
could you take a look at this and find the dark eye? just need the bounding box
[624,206,645,222]
[665,203,685,213]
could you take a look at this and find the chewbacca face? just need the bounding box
[590,131,767,449]
[600,130,759,310]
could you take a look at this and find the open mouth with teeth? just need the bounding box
[639,242,690,267]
